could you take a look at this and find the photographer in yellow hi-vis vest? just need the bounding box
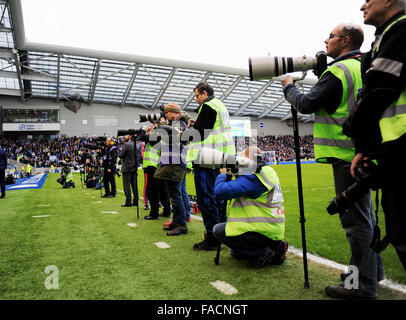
[212,147,288,269]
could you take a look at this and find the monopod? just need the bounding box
[291,105,310,289]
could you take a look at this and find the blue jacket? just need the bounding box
[214,173,267,200]
[0,147,7,170]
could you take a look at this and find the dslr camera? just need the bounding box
[327,160,379,215]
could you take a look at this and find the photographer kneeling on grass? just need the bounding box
[212,147,288,269]
[57,163,75,189]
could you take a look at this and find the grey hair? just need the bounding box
[396,0,406,9]
[341,23,364,50]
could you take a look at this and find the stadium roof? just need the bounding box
[0,0,316,122]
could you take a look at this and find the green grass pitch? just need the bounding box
[0,164,404,300]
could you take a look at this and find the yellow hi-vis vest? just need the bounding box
[225,166,285,241]
[142,143,160,168]
[377,15,406,143]
[27,164,32,173]
[186,97,235,162]
[66,171,73,182]
[313,58,362,163]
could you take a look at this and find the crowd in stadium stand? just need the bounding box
[0,137,100,167]
[235,134,314,162]
[0,134,315,168]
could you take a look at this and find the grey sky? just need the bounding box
[20,0,375,69]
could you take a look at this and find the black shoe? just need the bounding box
[167,225,188,236]
[101,194,110,198]
[121,204,132,207]
[247,251,276,269]
[107,195,115,198]
[270,240,288,265]
[325,284,377,300]
[144,215,159,220]
[0,194,5,199]
[144,205,150,210]
[193,239,218,251]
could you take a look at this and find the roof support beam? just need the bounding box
[257,96,286,119]
[12,49,24,102]
[181,72,211,110]
[151,67,176,110]
[219,76,242,101]
[61,54,92,79]
[56,53,60,100]
[88,59,101,104]
[234,81,274,116]
[121,64,139,106]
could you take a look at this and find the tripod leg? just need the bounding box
[291,106,310,289]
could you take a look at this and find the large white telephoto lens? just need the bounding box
[248,55,317,81]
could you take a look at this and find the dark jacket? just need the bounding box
[0,147,7,170]
[343,10,406,154]
[119,140,138,173]
[153,120,187,183]
[103,145,119,172]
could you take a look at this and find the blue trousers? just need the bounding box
[167,180,187,227]
[332,162,384,296]
[193,167,223,234]
[181,176,191,219]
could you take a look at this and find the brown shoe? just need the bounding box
[167,225,188,236]
[325,284,377,300]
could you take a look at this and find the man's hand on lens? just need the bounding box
[281,76,294,87]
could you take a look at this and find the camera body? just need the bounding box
[327,160,379,215]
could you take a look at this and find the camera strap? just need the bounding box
[371,188,390,253]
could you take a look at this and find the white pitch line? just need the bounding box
[37,204,50,207]
[33,215,51,218]
[288,245,406,294]
[94,201,102,204]
[101,211,119,214]
[210,280,238,295]
[154,242,171,249]
[127,223,137,228]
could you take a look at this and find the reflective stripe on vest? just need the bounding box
[186,97,235,162]
[142,143,160,168]
[313,58,362,163]
[377,15,406,143]
[225,166,285,240]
